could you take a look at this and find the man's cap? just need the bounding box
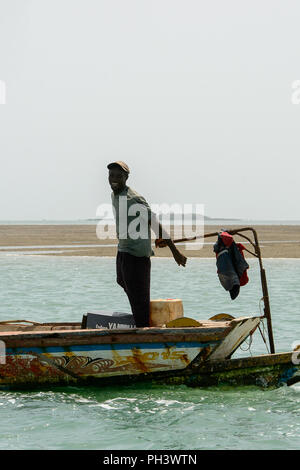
[107,161,130,174]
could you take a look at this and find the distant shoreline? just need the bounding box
[0,224,299,258]
[1,219,300,226]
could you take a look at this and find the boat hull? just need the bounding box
[166,352,300,388]
[2,316,295,390]
[0,350,299,390]
[1,340,213,387]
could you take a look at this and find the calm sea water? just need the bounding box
[0,255,299,450]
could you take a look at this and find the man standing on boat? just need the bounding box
[107,161,187,328]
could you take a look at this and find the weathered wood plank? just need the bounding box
[0,317,262,349]
[2,329,229,348]
[196,351,296,372]
[209,317,261,360]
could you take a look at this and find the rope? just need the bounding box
[238,298,270,355]
[259,320,270,354]
[258,297,270,354]
[239,333,253,354]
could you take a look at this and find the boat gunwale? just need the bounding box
[1,329,230,348]
[0,316,261,336]
[0,316,262,348]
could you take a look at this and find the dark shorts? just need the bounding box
[116,251,151,327]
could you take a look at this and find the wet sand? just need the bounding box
[0,224,300,258]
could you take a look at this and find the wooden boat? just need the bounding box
[0,227,299,390]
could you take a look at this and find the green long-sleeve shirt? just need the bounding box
[111,186,154,257]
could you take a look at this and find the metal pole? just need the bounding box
[171,226,276,354]
[249,228,275,354]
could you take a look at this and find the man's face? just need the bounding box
[108,166,128,194]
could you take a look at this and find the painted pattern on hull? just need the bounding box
[0,341,217,384]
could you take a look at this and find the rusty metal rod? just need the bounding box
[168,227,275,354]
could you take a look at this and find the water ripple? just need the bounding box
[0,257,300,449]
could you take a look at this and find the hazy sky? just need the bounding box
[0,0,299,220]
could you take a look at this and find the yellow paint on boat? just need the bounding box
[166,317,201,328]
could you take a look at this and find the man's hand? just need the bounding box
[155,238,167,248]
[172,249,187,267]
[155,238,187,267]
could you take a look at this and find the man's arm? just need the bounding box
[133,195,187,267]
[161,236,187,267]
[151,216,187,267]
